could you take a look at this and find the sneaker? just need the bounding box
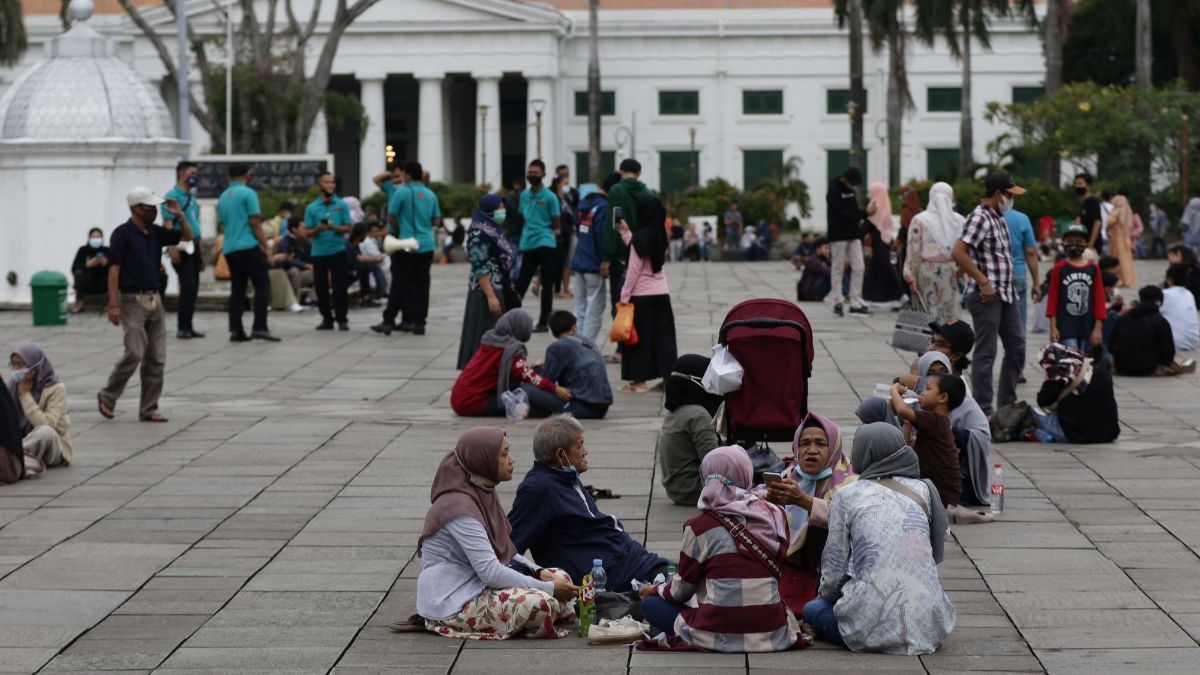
[338,321,349,332]
[288,303,304,313]
[848,306,872,315]
[251,331,281,342]
[316,320,335,331]
[370,322,393,336]
[532,324,549,334]
[190,330,205,339]
[833,303,844,317]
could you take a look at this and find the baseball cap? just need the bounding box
[929,319,976,355]
[1063,223,1089,238]
[126,187,165,207]
[983,170,1026,196]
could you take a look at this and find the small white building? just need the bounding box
[4,0,1049,230]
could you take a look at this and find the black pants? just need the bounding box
[383,251,434,326]
[621,294,678,382]
[73,268,107,297]
[226,247,270,335]
[515,246,559,326]
[172,247,200,332]
[312,252,349,323]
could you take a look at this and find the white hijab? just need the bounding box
[914,182,964,251]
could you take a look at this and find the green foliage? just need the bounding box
[0,0,27,66]
[430,183,490,220]
[891,178,1086,224]
[324,92,368,146]
[1063,0,1198,87]
[257,186,321,223]
[664,171,811,230]
[360,190,390,221]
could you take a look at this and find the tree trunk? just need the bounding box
[959,6,973,178]
[886,20,903,187]
[848,0,865,180]
[1043,0,1063,93]
[1170,2,1199,91]
[587,0,601,184]
[1135,0,1152,89]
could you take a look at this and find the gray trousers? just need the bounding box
[23,426,63,467]
[99,293,167,418]
[829,239,864,308]
[965,291,1025,415]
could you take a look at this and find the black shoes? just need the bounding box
[396,323,416,333]
[532,324,549,334]
[370,322,393,336]
[251,331,281,342]
[316,320,335,331]
[848,306,872,316]
[833,303,844,317]
[338,321,349,332]
[230,332,251,343]
[412,324,425,335]
[373,322,421,335]
[177,330,205,339]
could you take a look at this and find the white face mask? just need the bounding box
[89,237,103,248]
[998,194,1014,214]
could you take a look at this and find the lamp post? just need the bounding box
[615,111,637,160]
[225,0,233,155]
[530,98,547,160]
[479,104,489,185]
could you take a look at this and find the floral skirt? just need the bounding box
[426,572,575,640]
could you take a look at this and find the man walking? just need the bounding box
[953,170,1027,416]
[304,171,352,331]
[161,161,204,339]
[825,167,870,317]
[372,161,440,335]
[219,163,279,343]
[515,159,562,333]
[571,173,620,344]
[97,187,193,422]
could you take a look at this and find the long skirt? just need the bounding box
[622,294,678,382]
[914,261,960,324]
[425,577,575,640]
[862,235,906,306]
[1107,223,1138,288]
[457,288,504,370]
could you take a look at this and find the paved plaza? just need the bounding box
[1,259,1198,674]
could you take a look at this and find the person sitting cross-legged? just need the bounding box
[451,309,571,417]
[535,311,613,419]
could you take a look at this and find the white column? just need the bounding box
[525,76,555,167]
[359,77,385,196]
[307,108,328,157]
[476,75,502,188]
[418,75,445,182]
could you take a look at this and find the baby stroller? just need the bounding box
[718,299,814,444]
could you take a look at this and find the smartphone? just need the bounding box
[763,472,783,485]
[612,206,622,228]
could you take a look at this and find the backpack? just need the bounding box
[990,401,1033,443]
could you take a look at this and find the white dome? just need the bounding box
[0,14,175,142]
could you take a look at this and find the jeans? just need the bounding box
[965,291,1025,415]
[568,399,609,419]
[802,597,846,647]
[225,247,271,335]
[828,239,864,308]
[572,271,606,344]
[519,382,568,417]
[699,242,711,261]
[1032,407,1069,443]
[641,596,684,636]
[100,293,166,418]
[172,246,200,332]
[1151,236,1168,259]
[367,264,388,296]
[516,246,559,326]
[311,252,349,323]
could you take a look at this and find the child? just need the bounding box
[888,376,964,509]
[1046,224,1107,353]
[539,311,613,419]
[353,222,388,305]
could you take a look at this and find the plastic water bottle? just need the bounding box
[990,464,1005,514]
[590,559,607,592]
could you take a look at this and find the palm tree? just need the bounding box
[586,0,602,183]
[1043,0,1071,94]
[1135,0,1152,89]
[848,0,866,178]
[0,0,27,66]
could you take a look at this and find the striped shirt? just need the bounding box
[656,512,801,652]
[959,203,1016,304]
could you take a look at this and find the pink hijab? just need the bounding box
[698,446,789,556]
[867,182,894,244]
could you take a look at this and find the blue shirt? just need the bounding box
[1005,208,1036,282]
[570,192,607,274]
[519,187,561,252]
[542,335,612,406]
[160,185,201,240]
[388,182,441,254]
[303,195,351,257]
[217,182,262,255]
[108,219,181,292]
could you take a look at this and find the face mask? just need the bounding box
[10,368,26,385]
[797,466,834,482]
[998,195,1014,214]
[89,237,103,248]
[493,210,507,224]
[551,451,581,480]
[1074,186,1088,196]
[527,174,542,186]
[186,175,199,189]
[138,206,157,224]
[1065,244,1085,258]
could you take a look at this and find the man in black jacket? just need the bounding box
[1109,286,1196,376]
[825,167,870,317]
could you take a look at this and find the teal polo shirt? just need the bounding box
[217,182,262,254]
[519,187,560,251]
[160,185,201,240]
[389,182,441,254]
[304,195,351,257]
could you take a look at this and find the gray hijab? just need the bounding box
[916,351,952,395]
[480,309,534,401]
[851,423,947,564]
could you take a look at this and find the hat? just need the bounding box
[983,170,1026,196]
[1063,223,1089,238]
[126,187,164,207]
[929,319,976,355]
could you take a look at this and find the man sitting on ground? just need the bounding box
[1109,286,1196,376]
[537,311,612,419]
[508,415,670,591]
[1163,264,1200,353]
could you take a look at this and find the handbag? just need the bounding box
[891,294,935,353]
[610,302,636,343]
[213,236,231,281]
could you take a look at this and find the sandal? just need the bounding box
[140,413,169,423]
[586,485,621,500]
[619,383,648,394]
[97,394,115,419]
[389,614,427,633]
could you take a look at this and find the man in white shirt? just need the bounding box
[1163,265,1200,352]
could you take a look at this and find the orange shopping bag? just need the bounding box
[610,302,636,343]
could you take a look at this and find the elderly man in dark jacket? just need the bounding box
[508,416,669,591]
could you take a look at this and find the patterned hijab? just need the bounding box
[471,194,515,271]
[1040,343,1092,396]
[698,446,789,557]
[783,412,857,556]
[9,343,61,435]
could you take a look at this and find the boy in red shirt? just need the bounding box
[1046,224,1108,353]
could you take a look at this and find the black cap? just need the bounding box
[983,170,1025,196]
[929,319,976,355]
[279,201,294,211]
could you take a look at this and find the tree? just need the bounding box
[586,0,602,184]
[1043,0,1071,94]
[1135,0,1152,88]
[847,0,866,181]
[120,0,382,153]
[0,0,27,66]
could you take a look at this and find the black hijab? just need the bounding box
[664,354,723,415]
[632,193,668,273]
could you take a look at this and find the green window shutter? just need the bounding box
[743,90,783,115]
[1012,86,1044,105]
[575,151,617,183]
[926,148,961,183]
[660,151,700,194]
[573,91,616,116]
[927,87,962,113]
[827,149,867,185]
[826,89,866,115]
[743,150,784,189]
[659,91,700,116]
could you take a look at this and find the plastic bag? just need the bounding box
[610,302,635,343]
[702,344,744,394]
[500,388,530,421]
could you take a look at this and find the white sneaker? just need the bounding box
[288,303,304,313]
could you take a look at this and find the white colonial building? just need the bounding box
[5,0,1049,225]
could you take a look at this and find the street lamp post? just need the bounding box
[530,98,547,160]
[225,0,233,155]
[479,104,489,185]
[615,111,637,160]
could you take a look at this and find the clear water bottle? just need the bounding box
[590,559,607,592]
[990,464,1005,514]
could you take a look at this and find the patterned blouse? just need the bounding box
[466,221,514,292]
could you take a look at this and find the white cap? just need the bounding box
[126,186,165,207]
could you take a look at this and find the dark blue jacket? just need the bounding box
[508,461,667,591]
[571,192,608,274]
[542,336,613,407]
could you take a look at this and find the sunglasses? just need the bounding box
[670,371,705,388]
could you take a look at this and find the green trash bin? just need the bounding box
[30,270,69,326]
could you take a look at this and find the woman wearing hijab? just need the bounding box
[802,423,955,655]
[896,185,922,274]
[638,446,804,652]
[656,355,724,505]
[1032,343,1119,445]
[764,412,857,612]
[861,182,905,308]
[457,195,517,369]
[1180,197,1200,255]
[1107,195,1138,288]
[451,309,571,417]
[9,343,72,468]
[618,195,678,393]
[412,427,576,639]
[904,182,964,322]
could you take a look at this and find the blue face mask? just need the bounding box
[186,175,199,189]
[492,210,507,225]
[797,466,834,482]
